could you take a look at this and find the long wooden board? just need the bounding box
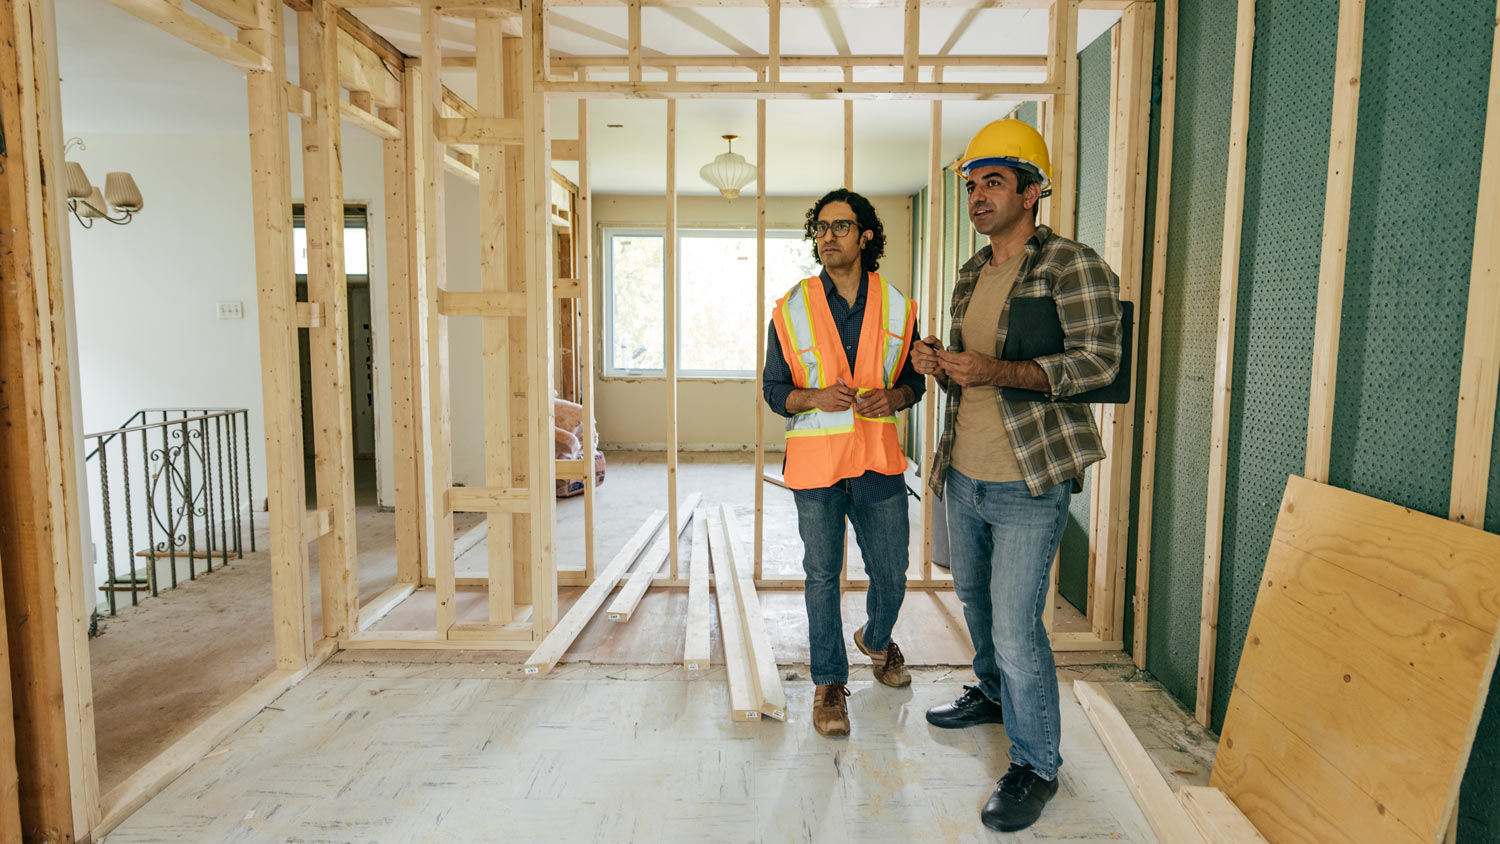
[523,509,667,674]
[683,505,712,670]
[1198,0,1257,727]
[607,493,702,622]
[1211,476,1500,844]
[721,504,786,720]
[1073,681,1205,844]
[1178,786,1266,843]
[707,508,761,720]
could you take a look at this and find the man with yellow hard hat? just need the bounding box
[910,119,1123,832]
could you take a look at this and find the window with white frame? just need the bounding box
[604,227,822,377]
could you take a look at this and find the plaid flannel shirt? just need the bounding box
[929,225,1123,498]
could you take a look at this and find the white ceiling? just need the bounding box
[53,0,1118,196]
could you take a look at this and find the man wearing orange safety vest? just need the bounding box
[912,120,1122,832]
[762,189,925,738]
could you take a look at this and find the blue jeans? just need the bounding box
[945,468,1070,779]
[794,483,909,686]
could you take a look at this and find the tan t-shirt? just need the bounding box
[951,252,1026,483]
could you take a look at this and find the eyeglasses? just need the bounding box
[809,219,859,237]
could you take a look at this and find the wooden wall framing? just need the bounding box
[1132,0,1177,667]
[1,0,99,835]
[1196,0,1256,727]
[12,0,1170,833]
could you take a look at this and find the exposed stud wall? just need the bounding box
[1213,0,1337,728]
[1058,26,1113,614]
[1142,0,1237,707]
[1328,1,1488,516]
[1140,2,1500,835]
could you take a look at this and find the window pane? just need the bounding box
[610,234,664,370]
[344,227,369,275]
[678,233,823,374]
[680,235,756,372]
[764,236,823,316]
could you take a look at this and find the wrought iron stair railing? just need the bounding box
[83,408,255,615]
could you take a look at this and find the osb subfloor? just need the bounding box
[105,661,1167,844]
[90,453,1212,813]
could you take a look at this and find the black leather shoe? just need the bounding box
[981,763,1059,832]
[925,685,1004,729]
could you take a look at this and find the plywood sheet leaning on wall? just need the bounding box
[1211,475,1500,844]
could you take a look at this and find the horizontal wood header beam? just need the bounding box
[545,53,1047,72]
[337,26,401,106]
[436,116,524,144]
[437,289,526,316]
[339,99,402,138]
[103,0,271,71]
[543,0,1137,8]
[443,154,481,184]
[336,7,406,70]
[448,486,531,512]
[543,79,1058,99]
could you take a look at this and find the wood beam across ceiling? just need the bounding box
[542,78,1057,98]
[337,6,408,69]
[658,6,758,55]
[542,0,1138,8]
[546,52,1046,72]
[103,0,272,69]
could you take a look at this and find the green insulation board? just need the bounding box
[1212,0,1338,729]
[1140,0,1237,706]
[1014,100,1038,128]
[1058,26,1114,613]
[1340,2,1500,839]
[1123,1,1168,652]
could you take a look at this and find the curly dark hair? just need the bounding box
[805,189,885,273]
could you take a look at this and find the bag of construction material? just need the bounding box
[554,397,605,498]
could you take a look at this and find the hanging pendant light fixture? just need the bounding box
[699,134,757,199]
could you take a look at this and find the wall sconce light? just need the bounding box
[65,138,145,228]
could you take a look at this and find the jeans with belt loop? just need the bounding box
[944,468,1071,780]
[793,480,909,686]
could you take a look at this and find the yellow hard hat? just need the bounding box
[952,119,1052,196]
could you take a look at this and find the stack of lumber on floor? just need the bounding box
[1075,476,1500,844]
[522,494,698,675]
[701,503,785,721]
[521,496,786,724]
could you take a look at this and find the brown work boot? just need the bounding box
[812,684,851,736]
[855,625,912,688]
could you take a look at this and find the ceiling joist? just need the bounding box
[657,7,759,56]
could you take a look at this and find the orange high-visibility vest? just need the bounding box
[771,272,917,490]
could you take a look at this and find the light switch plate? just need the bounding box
[217,300,244,320]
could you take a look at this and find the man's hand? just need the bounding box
[853,387,904,418]
[937,349,1002,388]
[796,381,858,413]
[911,336,945,376]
